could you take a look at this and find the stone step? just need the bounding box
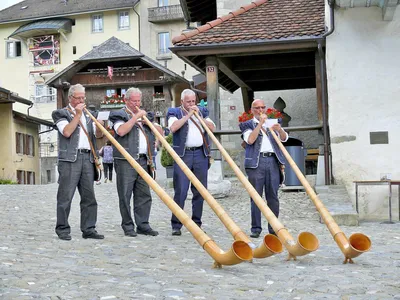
[315,185,359,226]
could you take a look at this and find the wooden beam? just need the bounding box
[217,57,251,89]
[233,54,315,71]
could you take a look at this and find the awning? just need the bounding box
[8,18,72,39]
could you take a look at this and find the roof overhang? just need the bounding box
[8,18,72,39]
[180,0,217,24]
[170,37,323,93]
[13,111,54,127]
[0,87,32,105]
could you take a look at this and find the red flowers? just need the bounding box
[238,110,254,123]
[238,108,282,123]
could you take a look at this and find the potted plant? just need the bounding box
[161,134,174,178]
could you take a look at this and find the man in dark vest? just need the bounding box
[109,87,158,237]
[52,83,104,241]
[239,99,288,238]
[166,89,215,236]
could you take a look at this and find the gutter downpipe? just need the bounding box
[132,4,141,51]
[84,109,253,268]
[27,103,33,116]
[318,0,336,185]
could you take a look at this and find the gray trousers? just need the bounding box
[246,155,280,234]
[114,157,152,233]
[56,152,98,235]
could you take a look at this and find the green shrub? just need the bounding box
[160,134,174,167]
[0,179,18,185]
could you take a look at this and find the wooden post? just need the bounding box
[206,56,220,131]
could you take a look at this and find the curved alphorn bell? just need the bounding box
[268,129,371,263]
[85,108,253,268]
[193,111,319,261]
[140,111,283,259]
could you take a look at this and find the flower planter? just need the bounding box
[165,165,174,178]
[100,103,125,109]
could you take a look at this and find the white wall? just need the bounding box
[326,7,400,220]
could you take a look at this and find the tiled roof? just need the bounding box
[173,0,325,46]
[78,36,143,61]
[0,0,139,24]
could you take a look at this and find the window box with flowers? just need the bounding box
[153,92,165,101]
[100,94,126,109]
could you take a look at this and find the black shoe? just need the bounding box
[250,232,260,238]
[172,229,181,236]
[124,230,138,237]
[137,228,159,236]
[82,231,104,239]
[58,233,71,241]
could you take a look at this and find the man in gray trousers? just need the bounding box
[52,83,104,241]
[109,87,158,237]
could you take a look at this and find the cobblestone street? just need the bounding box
[1,179,399,299]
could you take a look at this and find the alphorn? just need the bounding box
[84,108,253,268]
[193,111,319,261]
[268,129,371,263]
[139,110,283,259]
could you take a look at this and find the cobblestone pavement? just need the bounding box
[1,178,399,300]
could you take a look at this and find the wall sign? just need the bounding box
[206,66,215,73]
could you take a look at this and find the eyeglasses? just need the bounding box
[72,96,86,101]
[252,106,266,110]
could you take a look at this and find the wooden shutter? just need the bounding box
[15,132,20,153]
[24,134,28,155]
[32,136,35,157]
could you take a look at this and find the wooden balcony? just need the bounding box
[148,5,184,23]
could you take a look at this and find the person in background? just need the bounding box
[100,140,114,183]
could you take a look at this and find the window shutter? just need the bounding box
[24,134,28,155]
[32,136,35,156]
[15,132,19,153]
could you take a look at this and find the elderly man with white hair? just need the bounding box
[52,83,104,241]
[166,89,215,236]
[239,99,288,238]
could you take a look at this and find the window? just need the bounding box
[15,133,35,156]
[158,0,168,6]
[17,170,25,184]
[34,84,56,103]
[46,170,51,183]
[118,11,130,30]
[26,135,35,156]
[6,40,22,58]
[16,132,24,154]
[27,171,35,185]
[158,32,170,55]
[92,14,103,33]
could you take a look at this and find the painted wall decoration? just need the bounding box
[29,35,60,66]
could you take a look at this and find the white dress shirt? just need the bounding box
[113,107,147,154]
[168,110,215,147]
[56,104,94,150]
[242,117,288,152]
